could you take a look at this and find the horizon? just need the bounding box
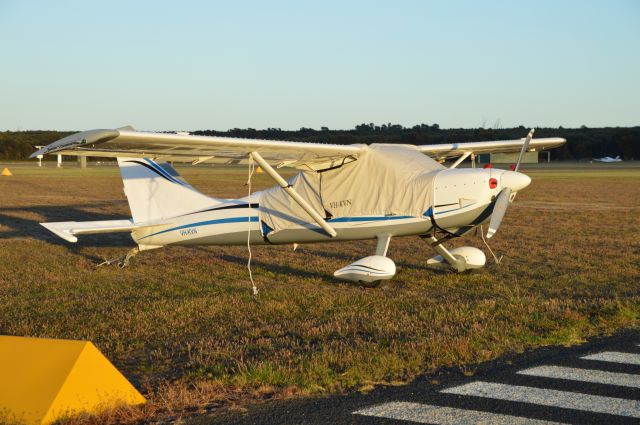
[4,123,640,133]
[1,0,639,131]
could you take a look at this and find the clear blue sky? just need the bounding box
[1,0,639,131]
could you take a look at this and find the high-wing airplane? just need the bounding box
[31,127,565,285]
[593,155,622,163]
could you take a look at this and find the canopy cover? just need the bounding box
[259,145,444,234]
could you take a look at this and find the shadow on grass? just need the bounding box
[205,242,450,281]
[215,252,330,281]
[1,202,457,277]
[0,203,134,249]
[210,252,400,290]
[302,241,454,273]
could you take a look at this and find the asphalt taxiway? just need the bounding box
[199,329,640,424]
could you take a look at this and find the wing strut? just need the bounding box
[449,152,471,169]
[249,152,337,238]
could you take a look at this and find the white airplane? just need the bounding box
[593,155,622,163]
[31,127,564,285]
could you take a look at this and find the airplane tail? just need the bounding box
[117,158,222,223]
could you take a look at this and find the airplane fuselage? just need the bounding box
[130,167,528,250]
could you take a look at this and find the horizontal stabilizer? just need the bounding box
[41,220,139,243]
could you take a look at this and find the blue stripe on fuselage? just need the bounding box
[138,214,420,241]
[434,207,460,214]
[139,216,258,240]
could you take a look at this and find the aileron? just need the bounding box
[419,137,566,160]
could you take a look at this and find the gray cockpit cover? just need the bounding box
[259,145,444,234]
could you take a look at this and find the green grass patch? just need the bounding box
[0,164,638,423]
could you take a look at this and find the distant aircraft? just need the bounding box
[593,155,622,163]
[31,127,564,286]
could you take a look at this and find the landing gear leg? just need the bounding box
[376,234,392,256]
[421,234,487,272]
[97,247,140,268]
[422,235,466,272]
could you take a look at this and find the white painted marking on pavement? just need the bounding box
[441,381,640,418]
[581,351,640,366]
[354,402,566,424]
[518,365,640,388]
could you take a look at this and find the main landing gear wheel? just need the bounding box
[359,279,383,288]
[334,255,396,285]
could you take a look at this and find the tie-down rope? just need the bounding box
[247,156,258,296]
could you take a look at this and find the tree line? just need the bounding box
[1,125,638,161]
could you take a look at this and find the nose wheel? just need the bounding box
[422,235,486,272]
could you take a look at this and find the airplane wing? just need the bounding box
[31,126,566,168]
[418,137,566,160]
[30,126,363,170]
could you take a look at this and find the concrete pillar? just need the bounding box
[57,154,62,168]
[78,157,87,169]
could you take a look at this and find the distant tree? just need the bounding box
[1,125,638,161]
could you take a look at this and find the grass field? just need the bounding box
[0,162,639,423]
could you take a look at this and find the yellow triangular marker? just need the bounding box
[256,166,263,174]
[1,167,12,176]
[0,336,145,425]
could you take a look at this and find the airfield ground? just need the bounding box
[0,162,638,423]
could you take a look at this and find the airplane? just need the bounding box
[31,127,565,286]
[593,155,622,163]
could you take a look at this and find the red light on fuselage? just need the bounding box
[509,164,516,171]
[489,178,498,189]
[483,164,492,169]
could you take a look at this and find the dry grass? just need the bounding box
[0,162,638,424]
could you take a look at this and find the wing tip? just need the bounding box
[40,222,78,243]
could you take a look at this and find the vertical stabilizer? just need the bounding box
[117,158,221,223]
